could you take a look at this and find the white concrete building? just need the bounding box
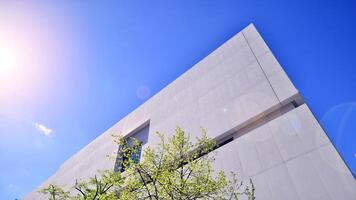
[24,24,356,200]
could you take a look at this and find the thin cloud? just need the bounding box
[35,123,53,137]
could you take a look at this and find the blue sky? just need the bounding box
[0,1,355,199]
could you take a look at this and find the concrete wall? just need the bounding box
[24,24,355,200]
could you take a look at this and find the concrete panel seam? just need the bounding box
[241,32,282,104]
[283,142,330,164]
[304,105,355,179]
[305,151,335,200]
[241,135,331,179]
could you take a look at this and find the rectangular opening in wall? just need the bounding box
[114,123,149,172]
[216,137,234,148]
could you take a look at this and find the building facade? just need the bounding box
[24,24,356,200]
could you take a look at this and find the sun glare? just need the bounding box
[0,45,17,76]
[0,4,74,107]
[0,26,33,95]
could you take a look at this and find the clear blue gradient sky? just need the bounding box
[0,1,355,199]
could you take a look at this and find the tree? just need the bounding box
[40,127,255,200]
[72,170,124,200]
[39,184,69,200]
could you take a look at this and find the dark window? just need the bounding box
[217,137,234,148]
[114,124,149,172]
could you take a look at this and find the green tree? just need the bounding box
[39,184,69,200]
[41,127,255,200]
[72,170,124,199]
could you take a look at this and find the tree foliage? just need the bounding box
[40,127,255,200]
[39,184,69,200]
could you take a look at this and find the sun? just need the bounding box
[0,43,18,77]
